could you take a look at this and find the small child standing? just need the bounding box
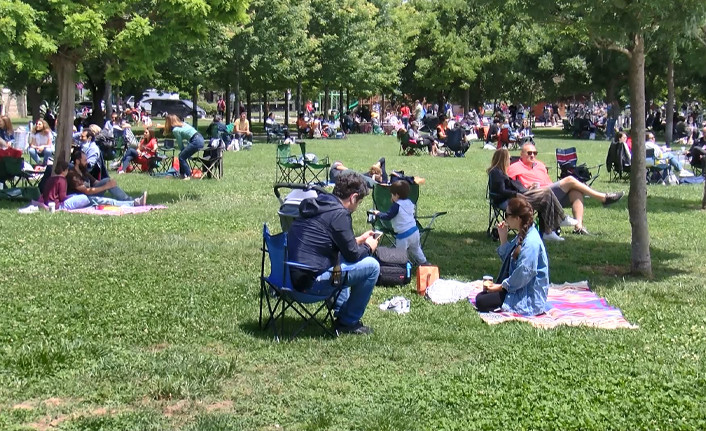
[373,181,428,265]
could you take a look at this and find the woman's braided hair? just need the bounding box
[506,196,534,259]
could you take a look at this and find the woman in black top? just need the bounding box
[488,149,576,241]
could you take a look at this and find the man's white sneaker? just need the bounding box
[679,170,694,178]
[543,231,564,242]
[18,205,39,214]
[560,216,579,227]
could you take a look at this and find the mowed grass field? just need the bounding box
[1,129,705,430]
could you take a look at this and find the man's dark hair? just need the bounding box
[83,129,95,139]
[333,171,369,201]
[70,147,83,163]
[53,159,69,174]
[390,180,410,200]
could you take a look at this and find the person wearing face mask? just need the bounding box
[507,143,624,235]
[287,171,380,335]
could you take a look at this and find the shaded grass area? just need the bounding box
[1,130,705,429]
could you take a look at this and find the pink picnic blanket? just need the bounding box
[468,280,638,329]
[66,205,167,216]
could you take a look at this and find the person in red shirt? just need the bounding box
[507,143,624,235]
[118,129,158,173]
[399,103,411,129]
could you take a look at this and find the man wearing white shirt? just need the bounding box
[645,132,693,177]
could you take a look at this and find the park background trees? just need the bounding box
[3,0,706,276]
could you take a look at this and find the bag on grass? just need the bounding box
[374,246,411,286]
[416,265,439,296]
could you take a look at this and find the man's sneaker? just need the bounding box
[18,205,39,214]
[679,169,694,178]
[603,191,624,206]
[560,216,579,227]
[543,231,564,242]
[335,320,373,335]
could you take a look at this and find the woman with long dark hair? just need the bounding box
[475,196,550,315]
[488,148,576,241]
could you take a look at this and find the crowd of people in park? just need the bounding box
[5,93,706,337]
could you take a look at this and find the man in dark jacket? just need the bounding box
[288,171,380,335]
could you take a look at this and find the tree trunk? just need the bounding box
[27,83,42,121]
[54,55,76,164]
[284,90,289,126]
[323,87,329,117]
[464,88,470,116]
[191,82,198,129]
[339,86,344,118]
[346,89,350,113]
[627,33,652,277]
[665,55,675,145]
[104,80,112,119]
[225,82,231,124]
[296,79,302,113]
[234,68,241,122]
[246,90,251,123]
[263,93,268,119]
[89,79,106,125]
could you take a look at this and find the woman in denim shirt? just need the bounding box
[0,116,14,148]
[476,196,550,316]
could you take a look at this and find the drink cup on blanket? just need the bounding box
[48,202,56,213]
[482,275,494,291]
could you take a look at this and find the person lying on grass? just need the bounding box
[330,158,425,188]
[475,196,549,315]
[488,148,578,242]
[507,142,624,235]
[18,159,147,213]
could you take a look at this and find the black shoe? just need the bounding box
[378,157,385,165]
[335,320,373,335]
[603,191,624,206]
[572,227,591,235]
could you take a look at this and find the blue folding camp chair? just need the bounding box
[259,224,346,340]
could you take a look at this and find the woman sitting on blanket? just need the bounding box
[19,158,147,213]
[488,148,577,241]
[475,196,550,315]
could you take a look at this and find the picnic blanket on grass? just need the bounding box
[467,280,637,329]
[67,205,167,216]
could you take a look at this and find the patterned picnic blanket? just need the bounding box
[67,205,167,216]
[467,280,638,330]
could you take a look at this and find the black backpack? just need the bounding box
[560,163,592,184]
[374,247,412,286]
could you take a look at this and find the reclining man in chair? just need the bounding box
[288,171,380,335]
[507,143,624,235]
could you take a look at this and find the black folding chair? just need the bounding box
[486,182,507,240]
[605,141,631,182]
[646,148,671,184]
[441,127,468,157]
[260,224,346,340]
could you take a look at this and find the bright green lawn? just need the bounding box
[1,130,705,430]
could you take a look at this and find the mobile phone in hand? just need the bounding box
[373,231,383,240]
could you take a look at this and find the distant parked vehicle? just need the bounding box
[144,98,206,119]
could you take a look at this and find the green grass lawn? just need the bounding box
[1,130,705,430]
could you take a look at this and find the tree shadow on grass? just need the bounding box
[645,194,704,213]
[425,229,686,289]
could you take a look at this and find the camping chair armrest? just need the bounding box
[285,261,317,271]
[417,211,447,229]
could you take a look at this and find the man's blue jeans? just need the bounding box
[179,134,204,178]
[93,178,131,201]
[308,256,380,326]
